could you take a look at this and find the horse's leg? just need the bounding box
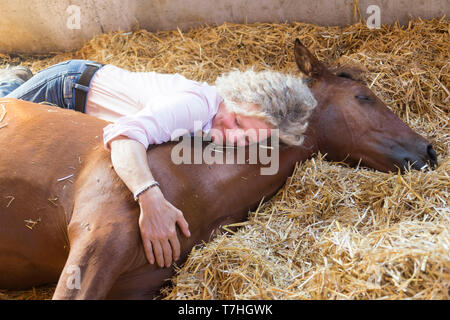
[105,264,175,300]
[104,217,244,299]
[52,186,143,299]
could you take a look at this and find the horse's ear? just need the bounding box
[294,39,328,78]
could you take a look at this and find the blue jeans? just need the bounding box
[0,60,102,112]
[0,79,24,97]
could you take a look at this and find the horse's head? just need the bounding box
[294,39,438,172]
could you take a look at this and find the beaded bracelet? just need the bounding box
[133,180,160,201]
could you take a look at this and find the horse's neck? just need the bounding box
[212,136,319,212]
[281,129,319,165]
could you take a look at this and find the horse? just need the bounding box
[0,40,437,299]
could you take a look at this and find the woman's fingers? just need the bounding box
[152,239,165,268]
[168,232,181,262]
[160,239,173,267]
[138,195,191,268]
[176,212,191,238]
[142,238,155,265]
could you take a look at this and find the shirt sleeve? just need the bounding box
[103,91,213,151]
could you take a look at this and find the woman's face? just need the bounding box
[210,101,274,146]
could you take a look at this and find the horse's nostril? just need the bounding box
[427,144,437,160]
[426,144,438,167]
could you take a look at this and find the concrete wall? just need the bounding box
[0,0,448,54]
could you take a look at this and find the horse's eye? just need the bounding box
[338,72,353,80]
[355,95,371,101]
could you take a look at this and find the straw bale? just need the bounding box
[0,17,448,300]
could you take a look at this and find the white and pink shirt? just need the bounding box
[85,65,222,150]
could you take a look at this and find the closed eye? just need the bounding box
[355,95,372,102]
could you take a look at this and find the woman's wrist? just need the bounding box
[133,180,160,201]
[137,186,163,203]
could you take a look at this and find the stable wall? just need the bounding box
[0,0,448,54]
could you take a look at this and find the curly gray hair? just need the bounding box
[214,69,317,146]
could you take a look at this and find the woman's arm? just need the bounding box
[110,136,191,268]
[102,91,214,267]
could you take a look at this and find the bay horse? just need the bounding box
[0,40,437,299]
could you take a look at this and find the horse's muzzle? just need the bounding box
[401,143,438,171]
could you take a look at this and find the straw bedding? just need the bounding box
[0,17,448,300]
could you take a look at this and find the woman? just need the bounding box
[0,60,316,268]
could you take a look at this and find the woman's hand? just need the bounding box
[109,137,191,268]
[137,186,191,268]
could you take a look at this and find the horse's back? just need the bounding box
[0,98,106,288]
